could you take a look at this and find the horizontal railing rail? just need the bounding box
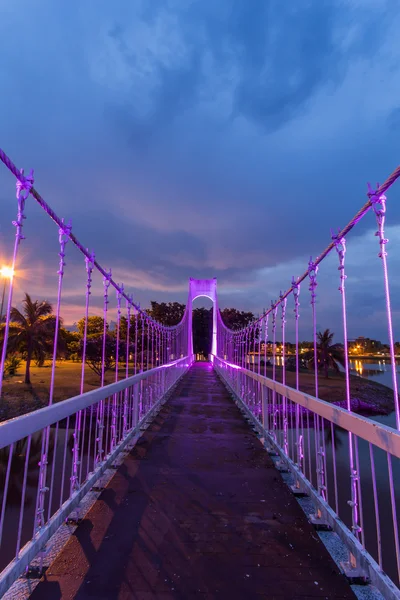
[0,357,191,450]
[214,359,400,459]
[213,355,400,600]
[0,355,193,596]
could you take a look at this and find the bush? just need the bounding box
[5,354,22,376]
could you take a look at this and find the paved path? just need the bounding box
[31,363,354,599]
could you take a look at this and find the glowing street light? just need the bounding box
[0,266,13,322]
[0,266,13,279]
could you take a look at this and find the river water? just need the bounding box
[347,358,398,428]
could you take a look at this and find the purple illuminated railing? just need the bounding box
[2,147,400,597]
[0,147,191,398]
[0,146,193,595]
[0,357,192,596]
[214,357,400,599]
[214,162,400,598]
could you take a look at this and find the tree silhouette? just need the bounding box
[76,316,106,336]
[147,302,186,326]
[82,333,118,378]
[306,329,345,379]
[324,423,344,449]
[220,308,254,330]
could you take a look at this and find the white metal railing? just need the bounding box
[213,355,400,600]
[0,355,193,595]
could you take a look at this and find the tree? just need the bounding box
[147,302,186,326]
[118,316,130,341]
[0,294,58,384]
[60,328,80,361]
[75,322,131,377]
[83,333,118,378]
[220,308,255,331]
[306,329,345,379]
[145,303,256,358]
[146,301,212,356]
[76,316,105,337]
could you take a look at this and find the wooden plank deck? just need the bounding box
[31,362,354,599]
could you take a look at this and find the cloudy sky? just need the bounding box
[1,0,400,342]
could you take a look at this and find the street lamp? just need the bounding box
[0,266,14,321]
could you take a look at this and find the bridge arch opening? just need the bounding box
[191,296,213,359]
[187,278,218,360]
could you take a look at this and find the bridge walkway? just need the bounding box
[31,362,354,599]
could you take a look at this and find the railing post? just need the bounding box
[0,169,33,397]
[332,232,366,579]
[280,292,288,456]
[35,219,71,571]
[261,384,268,431]
[161,368,166,399]
[271,304,278,443]
[111,285,123,451]
[132,383,139,428]
[123,296,132,437]
[290,277,305,495]
[71,252,95,497]
[307,260,330,529]
[95,271,111,468]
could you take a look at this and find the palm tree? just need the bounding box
[1,294,57,384]
[307,329,345,379]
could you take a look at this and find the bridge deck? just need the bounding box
[31,363,354,599]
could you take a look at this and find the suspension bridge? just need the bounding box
[0,147,400,599]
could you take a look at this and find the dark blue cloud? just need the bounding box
[106,0,393,138]
[0,0,400,339]
[229,1,390,132]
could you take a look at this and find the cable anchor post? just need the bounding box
[368,181,400,430]
[96,269,112,468]
[290,275,304,493]
[0,169,34,397]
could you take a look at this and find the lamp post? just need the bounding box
[0,266,13,321]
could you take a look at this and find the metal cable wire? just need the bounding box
[2,146,399,334]
[0,147,186,330]
[236,164,400,330]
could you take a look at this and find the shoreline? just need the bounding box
[0,359,397,424]
[250,353,397,361]
[258,365,396,417]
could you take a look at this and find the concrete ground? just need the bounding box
[31,362,354,599]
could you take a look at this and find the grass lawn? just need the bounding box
[0,360,144,422]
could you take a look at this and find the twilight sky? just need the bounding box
[1,0,400,342]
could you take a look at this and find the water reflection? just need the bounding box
[0,434,53,508]
[349,358,391,379]
[347,358,398,428]
[324,423,345,450]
